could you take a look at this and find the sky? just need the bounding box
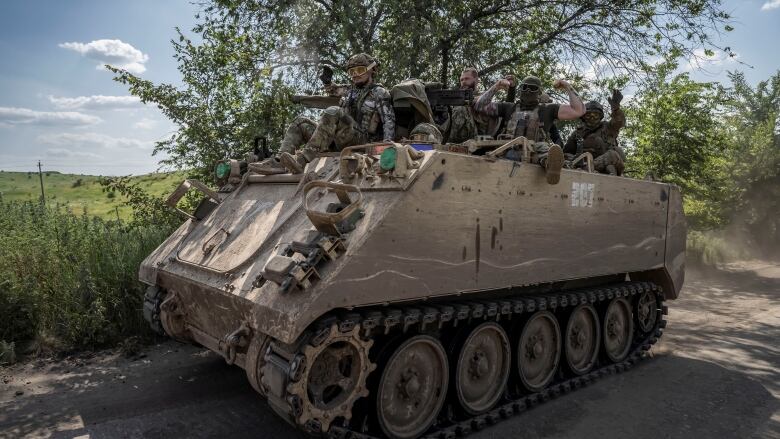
[0,0,778,176]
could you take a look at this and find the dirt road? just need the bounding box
[2,262,778,439]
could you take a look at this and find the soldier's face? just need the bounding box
[460,72,477,90]
[582,111,602,126]
[351,70,372,86]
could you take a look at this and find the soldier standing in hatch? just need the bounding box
[563,89,626,175]
[279,53,395,173]
[474,76,585,184]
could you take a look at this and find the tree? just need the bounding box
[110,0,735,181]
[109,25,300,182]
[623,64,732,229]
[205,0,734,86]
[720,71,780,256]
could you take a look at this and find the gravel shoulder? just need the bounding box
[2,262,778,439]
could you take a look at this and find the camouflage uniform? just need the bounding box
[444,98,493,143]
[563,93,625,175]
[279,116,317,154]
[301,54,395,162]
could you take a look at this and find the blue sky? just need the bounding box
[0,0,778,175]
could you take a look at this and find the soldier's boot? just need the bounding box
[279,152,306,174]
[249,158,286,175]
[606,164,618,175]
[544,144,564,185]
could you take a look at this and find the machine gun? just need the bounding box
[425,87,474,113]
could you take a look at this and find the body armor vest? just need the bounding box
[505,106,548,142]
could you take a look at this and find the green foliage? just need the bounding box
[624,68,780,258]
[109,0,733,179]
[624,68,732,229]
[0,200,177,356]
[108,26,300,184]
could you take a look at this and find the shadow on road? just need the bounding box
[1,264,778,438]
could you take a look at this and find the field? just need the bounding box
[0,171,185,220]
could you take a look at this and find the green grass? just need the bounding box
[0,170,186,220]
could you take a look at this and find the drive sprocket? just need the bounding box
[286,323,376,433]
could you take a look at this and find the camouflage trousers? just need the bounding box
[506,141,553,164]
[446,106,478,143]
[279,116,317,154]
[593,149,624,174]
[302,106,368,161]
[564,149,624,175]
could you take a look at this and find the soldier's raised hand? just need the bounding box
[503,74,516,88]
[495,78,512,90]
[608,89,623,108]
[553,79,571,89]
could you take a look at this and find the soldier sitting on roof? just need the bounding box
[279,53,396,174]
[474,75,585,185]
[563,89,626,175]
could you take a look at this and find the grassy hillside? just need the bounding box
[0,170,185,220]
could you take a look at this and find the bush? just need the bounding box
[0,200,177,353]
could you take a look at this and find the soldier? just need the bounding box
[563,90,626,175]
[474,76,585,184]
[280,53,395,173]
[444,68,521,143]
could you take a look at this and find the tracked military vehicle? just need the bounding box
[141,78,685,437]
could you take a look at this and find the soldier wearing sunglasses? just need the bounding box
[280,53,396,173]
[563,90,626,175]
[474,76,585,184]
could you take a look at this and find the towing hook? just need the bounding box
[221,322,252,365]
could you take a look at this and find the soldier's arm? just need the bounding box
[606,90,625,138]
[474,80,507,116]
[553,79,585,121]
[377,88,396,141]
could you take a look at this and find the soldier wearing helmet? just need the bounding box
[409,122,443,144]
[563,89,626,175]
[280,53,396,173]
[474,75,585,184]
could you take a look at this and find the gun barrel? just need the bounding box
[291,95,341,109]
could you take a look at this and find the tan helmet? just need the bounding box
[410,123,443,144]
[346,53,378,79]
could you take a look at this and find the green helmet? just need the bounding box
[346,53,377,71]
[410,123,443,144]
[585,101,604,116]
[521,76,543,88]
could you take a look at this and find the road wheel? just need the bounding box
[454,322,511,415]
[517,311,561,392]
[603,297,633,363]
[564,304,600,375]
[376,335,448,439]
[635,291,659,334]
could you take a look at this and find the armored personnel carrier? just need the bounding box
[141,130,685,438]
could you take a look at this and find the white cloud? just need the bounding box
[684,48,740,71]
[59,39,149,74]
[761,0,780,11]
[46,148,102,159]
[0,107,101,126]
[133,117,158,130]
[48,95,142,110]
[39,132,152,150]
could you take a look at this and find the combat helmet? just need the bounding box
[409,123,443,144]
[584,101,605,117]
[346,53,378,79]
[520,76,543,89]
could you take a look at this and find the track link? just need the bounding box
[263,281,667,438]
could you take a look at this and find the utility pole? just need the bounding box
[37,160,45,205]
